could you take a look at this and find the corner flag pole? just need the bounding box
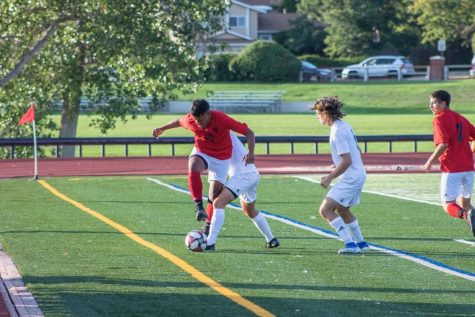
[32,118,38,180]
[17,103,38,180]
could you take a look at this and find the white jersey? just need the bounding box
[329,120,366,184]
[229,133,258,176]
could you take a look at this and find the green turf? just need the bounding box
[183,80,475,114]
[0,175,474,316]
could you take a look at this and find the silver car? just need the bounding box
[342,55,415,79]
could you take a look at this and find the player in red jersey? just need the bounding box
[152,99,255,221]
[423,90,475,236]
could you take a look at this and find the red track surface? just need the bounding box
[0,153,435,179]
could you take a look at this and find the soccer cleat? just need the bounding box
[205,243,215,251]
[338,242,361,254]
[357,241,370,251]
[202,222,210,236]
[195,202,207,221]
[468,208,475,237]
[265,237,280,248]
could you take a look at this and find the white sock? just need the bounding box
[207,208,225,246]
[251,212,274,242]
[329,217,354,244]
[347,219,365,243]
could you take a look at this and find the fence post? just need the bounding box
[363,67,369,82]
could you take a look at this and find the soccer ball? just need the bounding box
[185,230,207,252]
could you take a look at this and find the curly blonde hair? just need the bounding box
[311,96,346,120]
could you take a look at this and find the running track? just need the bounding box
[0,153,434,179]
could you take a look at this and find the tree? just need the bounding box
[298,0,420,57]
[0,0,227,157]
[411,0,475,51]
[273,16,327,56]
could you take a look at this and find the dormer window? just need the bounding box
[229,16,246,28]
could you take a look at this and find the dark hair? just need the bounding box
[190,99,210,116]
[431,90,451,106]
[312,96,346,120]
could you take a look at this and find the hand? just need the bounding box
[423,160,432,172]
[320,175,331,188]
[243,152,255,165]
[152,128,164,138]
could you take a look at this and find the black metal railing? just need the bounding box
[0,135,434,159]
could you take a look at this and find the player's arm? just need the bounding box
[423,143,447,171]
[243,128,255,165]
[321,153,351,188]
[152,119,181,138]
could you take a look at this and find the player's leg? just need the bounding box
[321,186,360,254]
[458,171,475,236]
[441,172,468,220]
[242,200,279,248]
[336,205,369,251]
[188,154,207,221]
[335,183,370,251]
[202,157,230,233]
[205,188,236,250]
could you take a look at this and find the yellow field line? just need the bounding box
[38,179,274,317]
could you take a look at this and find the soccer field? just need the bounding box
[0,174,474,316]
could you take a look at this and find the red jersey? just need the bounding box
[433,108,475,172]
[179,110,249,160]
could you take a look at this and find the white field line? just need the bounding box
[146,177,475,282]
[454,239,475,246]
[294,176,442,206]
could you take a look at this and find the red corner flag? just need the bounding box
[18,103,35,125]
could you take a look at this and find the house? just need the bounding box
[210,0,301,53]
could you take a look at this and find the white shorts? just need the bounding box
[190,147,230,184]
[440,171,474,202]
[225,172,259,203]
[327,179,364,207]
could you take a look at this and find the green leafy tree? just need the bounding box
[298,0,419,57]
[411,0,475,51]
[274,16,327,56]
[0,0,227,157]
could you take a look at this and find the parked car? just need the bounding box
[341,55,415,79]
[470,55,475,78]
[300,61,336,82]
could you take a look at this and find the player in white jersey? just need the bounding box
[312,96,369,254]
[205,133,280,250]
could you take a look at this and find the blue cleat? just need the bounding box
[338,242,361,254]
[357,241,370,251]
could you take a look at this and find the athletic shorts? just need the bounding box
[225,172,259,203]
[327,179,364,208]
[190,147,230,184]
[440,171,474,202]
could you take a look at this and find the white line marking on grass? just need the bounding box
[294,176,442,206]
[147,177,475,282]
[454,239,475,246]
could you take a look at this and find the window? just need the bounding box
[229,16,246,28]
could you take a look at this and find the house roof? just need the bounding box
[258,12,301,32]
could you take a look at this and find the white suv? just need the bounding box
[342,55,415,79]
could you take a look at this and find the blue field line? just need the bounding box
[147,177,475,281]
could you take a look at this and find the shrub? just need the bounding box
[204,53,237,82]
[229,41,300,82]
